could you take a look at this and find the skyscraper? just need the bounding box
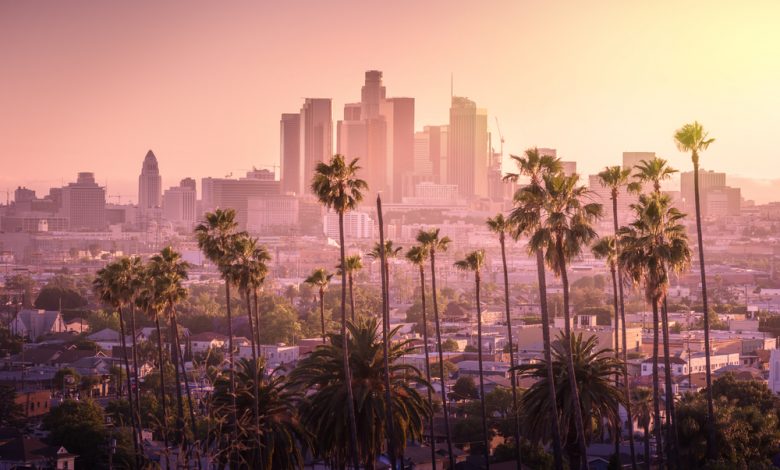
[60,172,106,231]
[299,99,333,195]
[138,150,162,211]
[384,97,414,202]
[280,113,301,195]
[448,96,488,199]
[162,178,197,226]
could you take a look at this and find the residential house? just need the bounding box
[8,310,66,339]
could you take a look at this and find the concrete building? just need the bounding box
[246,195,299,234]
[323,210,374,239]
[59,172,106,231]
[162,178,197,226]
[448,96,488,199]
[300,98,333,197]
[201,170,281,229]
[280,113,302,195]
[138,150,162,212]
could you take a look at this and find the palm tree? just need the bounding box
[337,254,363,321]
[506,147,565,470]
[674,121,717,456]
[195,208,241,434]
[514,333,624,467]
[619,193,692,466]
[210,358,311,468]
[597,165,640,469]
[454,249,490,468]
[305,268,333,343]
[310,154,367,469]
[486,213,523,467]
[631,387,654,470]
[368,240,403,315]
[632,157,677,194]
[290,318,431,470]
[93,259,141,462]
[528,172,602,469]
[148,247,198,460]
[416,228,455,467]
[405,245,437,469]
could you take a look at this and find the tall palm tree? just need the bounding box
[506,147,565,470]
[195,208,241,435]
[454,249,491,468]
[368,240,403,315]
[305,268,333,343]
[290,318,431,470]
[597,165,640,470]
[93,259,141,462]
[148,247,198,460]
[124,256,145,437]
[514,333,624,467]
[405,245,437,469]
[619,193,692,466]
[337,254,363,321]
[210,358,311,469]
[674,121,717,457]
[416,228,455,468]
[632,157,681,460]
[528,172,602,469]
[311,154,367,469]
[486,213,522,467]
[631,387,654,470]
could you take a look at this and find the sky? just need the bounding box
[2,1,780,203]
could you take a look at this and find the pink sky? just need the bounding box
[2,1,779,203]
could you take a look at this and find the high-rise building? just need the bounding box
[162,178,197,227]
[201,170,281,229]
[299,99,333,195]
[413,125,446,180]
[448,97,488,199]
[280,113,301,195]
[681,169,726,205]
[138,150,162,211]
[383,97,414,202]
[561,161,577,176]
[60,172,106,231]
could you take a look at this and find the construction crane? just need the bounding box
[494,117,505,157]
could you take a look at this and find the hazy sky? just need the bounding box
[2,1,779,203]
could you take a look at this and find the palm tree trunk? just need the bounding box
[224,281,238,466]
[693,157,716,458]
[245,290,261,466]
[349,272,356,322]
[376,196,397,469]
[430,250,455,468]
[129,304,143,447]
[319,289,326,343]
[169,311,188,458]
[171,307,200,470]
[536,249,564,470]
[253,289,262,350]
[499,234,523,468]
[154,315,171,470]
[338,211,361,470]
[643,422,650,470]
[117,306,140,465]
[651,299,664,466]
[418,265,437,470]
[610,266,621,460]
[661,297,678,469]
[475,271,490,469]
[556,239,589,470]
[612,194,637,470]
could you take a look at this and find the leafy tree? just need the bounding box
[5,273,35,308]
[451,376,479,401]
[442,338,460,352]
[34,284,87,310]
[54,367,81,393]
[0,326,22,355]
[44,399,108,469]
[0,385,24,426]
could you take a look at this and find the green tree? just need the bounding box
[631,387,653,470]
[44,399,108,469]
[290,318,430,469]
[451,376,479,401]
[310,154,368,469]
[514,333,623,468]
[337,254,363,321]
[675,121,717,458]
[305,268,334,343]
[416,227,456,466]
[0,385,24,426]
[506,147,565,470]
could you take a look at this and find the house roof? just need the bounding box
[641,356,687,365]
[0,437,75,462]
[190,332,228,342]
[87,328,120,342]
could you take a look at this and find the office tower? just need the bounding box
[162,178,197,226]
[384,97,414,201]
[680,169,732,217]
[299,99,333,196]
[622,151,656,171]
[60,172,106,230]
[448,97,488,199]
[138,150,162,211]
[280,113,301,195]
[201,170,281,229]
[413,125,446,180]
[680,169,726,205]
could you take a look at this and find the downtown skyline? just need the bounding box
[2,1,780,203]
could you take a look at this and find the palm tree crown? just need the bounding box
[674,121,715,166]
[632,157,677,193]
[310,154,368,214]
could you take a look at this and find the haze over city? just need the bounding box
[2,1,780,202]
